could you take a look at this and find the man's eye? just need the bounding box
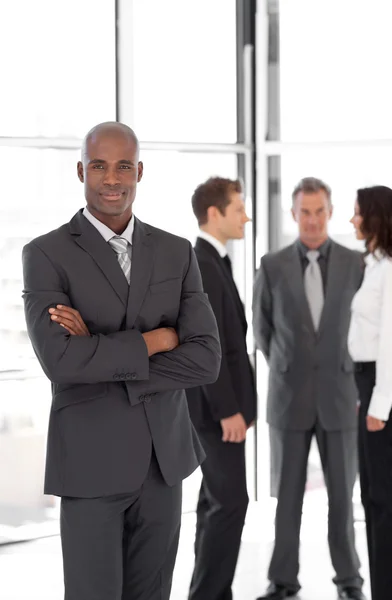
[92,164,104,169]
[119,165,131,169]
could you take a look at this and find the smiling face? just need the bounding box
[211,191,250,243]
[77,126,143,226]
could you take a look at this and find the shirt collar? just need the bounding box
[83,207,135,245]
[296,237,331,259]
[198,230,227,258]
[365,249,385,267]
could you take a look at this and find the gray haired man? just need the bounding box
[252,178,366,600]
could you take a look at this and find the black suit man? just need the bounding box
[22,122,221,600]
[186,177,257,600]
[252,178,366,600]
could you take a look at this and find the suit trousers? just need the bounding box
[60,452,182,600]
[356,362,392,600]
[268,423,362,592]
[188,427,249,600]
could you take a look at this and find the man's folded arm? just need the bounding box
[22,242,149,384]
[129,244,221,394]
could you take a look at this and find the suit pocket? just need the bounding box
[149,278,181,294]
[53,383,107,411]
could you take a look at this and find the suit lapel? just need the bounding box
[282,244,315,335]
[195,238,247,329]
[126,218,154,329]
[318,242,350,337]
[70,210,129,306]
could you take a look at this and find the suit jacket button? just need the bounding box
[140,395,145,401]
[113,374,120,380]
[125,373,131,380]
[131,373,137,380]
[144,395,151,404]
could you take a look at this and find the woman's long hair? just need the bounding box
[357,185,392,258]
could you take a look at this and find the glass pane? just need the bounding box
[0,0,116,137]
[277,146,391,247]
[131,0,237,143]
[135,151,238,243]
[279,0,392,141]
[0,148,81,541]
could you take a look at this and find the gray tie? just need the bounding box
[304,250,324,330]
[109,236,131,284]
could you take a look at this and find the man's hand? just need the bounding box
[367,415,386,432]
[142,327,179,357]
[49,305,90,336]
[220,413,247,443]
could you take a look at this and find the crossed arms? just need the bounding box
[22,241,221,392]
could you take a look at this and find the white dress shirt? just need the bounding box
[82,207,134,262]
[198,230,227,258]
[348,251,392,421]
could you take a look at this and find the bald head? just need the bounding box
[81,122,139,161]
[77,121,143,232]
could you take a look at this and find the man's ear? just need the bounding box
[137,161,143,183]
[77,161,84,183]
[206,205,218,222]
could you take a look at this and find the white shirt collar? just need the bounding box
[198,230,227,258]
[365,249,385,267]
[83,207,135,245]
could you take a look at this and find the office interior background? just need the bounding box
[0,0,390,596]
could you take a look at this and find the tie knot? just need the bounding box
[306,250,320,263]
[109,236,128,255]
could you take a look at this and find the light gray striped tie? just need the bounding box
[304,250,324,330]
[109,236,131,284]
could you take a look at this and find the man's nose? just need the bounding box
[103,168,120,186]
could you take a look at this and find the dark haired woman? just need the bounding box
[349,185,392,600]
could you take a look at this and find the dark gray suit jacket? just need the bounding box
[22,210,221,498]
[252,240,363,431]
[187,238,256,428]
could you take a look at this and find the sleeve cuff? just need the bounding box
[368,389,392,421]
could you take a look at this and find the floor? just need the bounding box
[0,490,371,600]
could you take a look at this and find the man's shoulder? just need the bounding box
[260,243,295,269]
[141,221,191,250]
[330,240,364,264]
[24,222,71,254]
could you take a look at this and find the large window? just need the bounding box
[0,0,255,538]
[255,0,392,504]
[279,0,392,143]
[0,0,116,542]
[0,1,116,138]
[122,0,237,143]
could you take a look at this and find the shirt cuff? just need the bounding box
[368,388,392,421]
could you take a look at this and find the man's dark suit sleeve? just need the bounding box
[129,244,221,396]
[193,259,240,421]
[252,257,273,361]
[22,241,150,384]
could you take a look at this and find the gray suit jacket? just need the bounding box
[22,210,221,498]
[252,240,363,431]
